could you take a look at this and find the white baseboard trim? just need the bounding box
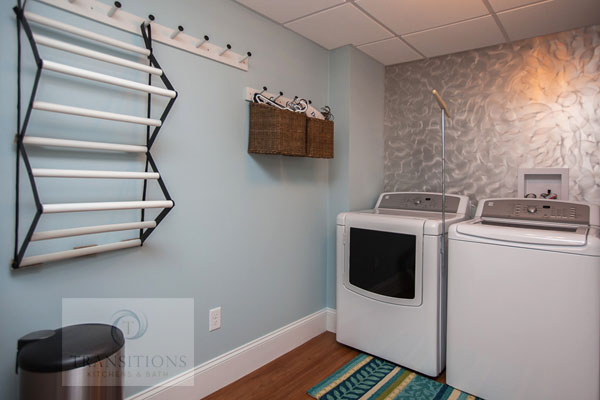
[127,308,332,400]
[325,307,337,333]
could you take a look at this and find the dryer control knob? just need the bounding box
[414,200,421,205]
[527,206,537,214]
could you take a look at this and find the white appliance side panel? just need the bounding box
[446,240,600,400]
[336,228,444,376]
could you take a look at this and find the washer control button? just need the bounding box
[527,206,537,214]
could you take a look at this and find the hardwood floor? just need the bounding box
[203,332,446,400]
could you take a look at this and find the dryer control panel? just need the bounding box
[481,199,590,225]
[377,192,461,213]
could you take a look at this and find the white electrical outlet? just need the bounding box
[209,307,221,332]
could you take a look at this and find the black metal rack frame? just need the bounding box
[13,0,177,269]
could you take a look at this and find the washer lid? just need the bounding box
[455,219,589,246]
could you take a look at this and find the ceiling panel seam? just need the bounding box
[282,2,348,25]
[348,1,427,59]
[401,14,500,37]
[233,1,329,50]
[480,0,512,42]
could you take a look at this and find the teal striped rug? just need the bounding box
[308,354,481,400]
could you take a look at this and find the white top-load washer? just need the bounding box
[336,192,470,376]
[447,198,600,400]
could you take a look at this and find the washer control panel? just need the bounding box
[481,199,590,224]
[377,193,460,213]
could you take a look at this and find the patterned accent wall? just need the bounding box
[384,25,600,205]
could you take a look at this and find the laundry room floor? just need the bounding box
[203,332,446,400]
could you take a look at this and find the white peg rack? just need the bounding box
[244,87,325,120]
[36,0,250,71]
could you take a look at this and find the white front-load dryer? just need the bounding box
[336,192,470,376]
[447,198,600,400]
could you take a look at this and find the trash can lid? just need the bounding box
[18,324,124,373]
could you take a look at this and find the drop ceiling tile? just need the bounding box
[285,4,393,50]
[403,16,505,58]
[235,0,346,24]
[357,38,423,65]
[487,0,545,12]
[356,0,489,35]
[498,0,600,41]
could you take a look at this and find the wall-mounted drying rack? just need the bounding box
[244,87,325,120]
[12,0,177,269]
[35,0,251,71]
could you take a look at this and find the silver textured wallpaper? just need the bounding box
[384,25,600,205]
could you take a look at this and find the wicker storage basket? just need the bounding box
[306,117,334,159]
[248,102,307,156]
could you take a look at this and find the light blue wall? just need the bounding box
[348,48,385,212]
[0,0,335,398]
[326,46,385,308]
[326,47,351,308]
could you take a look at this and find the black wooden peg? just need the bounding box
[170,25,184,40]
[196,35,210,48]
[219,44,232,56]
[240,51,252,63]
[144,14,155,26]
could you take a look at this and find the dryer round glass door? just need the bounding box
[343,216,424,306]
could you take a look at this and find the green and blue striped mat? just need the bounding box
[307,354,481,400]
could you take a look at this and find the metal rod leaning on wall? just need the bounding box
[432,89,451,271]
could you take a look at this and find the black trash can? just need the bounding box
[17,324,125,400]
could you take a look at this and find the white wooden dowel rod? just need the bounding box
[33,168,160,179]
[31,221,156,241]
[42,200,173,213]
[19,239,141,267]
[23,136,147,153]
[33,101,162,127]
[25,11,150,56]
[42,60,176,98]
[34,34,162,75]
